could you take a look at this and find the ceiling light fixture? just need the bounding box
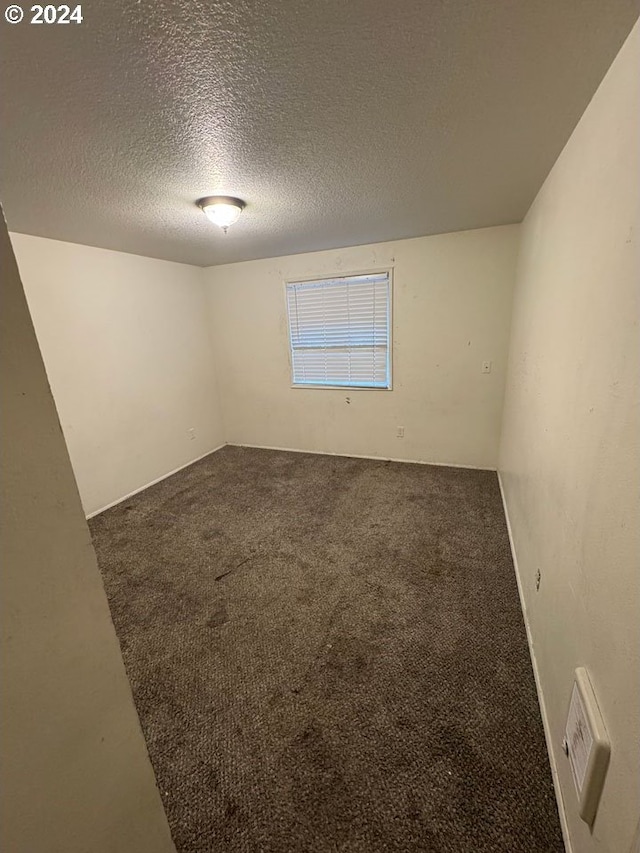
[197,196,246,233]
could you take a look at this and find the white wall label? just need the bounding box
[564,668,611,825]
[566,682,593,793]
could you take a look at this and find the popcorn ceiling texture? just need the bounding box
[0,0,637,266]
[90,446,564,852]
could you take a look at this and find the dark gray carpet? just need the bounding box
[90,445,564,853]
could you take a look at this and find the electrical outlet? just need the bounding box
[396,426,405,438]
[482,360,492,374]
[188,428,196,441]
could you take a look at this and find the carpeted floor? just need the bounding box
[90,446,564,853]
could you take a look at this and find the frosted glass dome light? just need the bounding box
[197,196,246,232]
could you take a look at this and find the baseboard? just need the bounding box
[86,444,227,519]
[87,443,491,519]
[227,442,495,472]
[497,472,573,853]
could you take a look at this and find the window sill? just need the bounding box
[290,384,393,391]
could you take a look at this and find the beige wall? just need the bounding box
[205,225,518,469]
[10,233,224,516]
[0,213,175,853]
[499,21,639,853]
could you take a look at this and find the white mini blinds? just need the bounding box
[286,272,391,389]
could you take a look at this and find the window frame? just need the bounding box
[283,267,394,391]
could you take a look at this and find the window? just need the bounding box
[286,271,391,389]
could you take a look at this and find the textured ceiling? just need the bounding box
[1,1,638,266]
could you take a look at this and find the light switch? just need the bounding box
[482,360,492,374]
